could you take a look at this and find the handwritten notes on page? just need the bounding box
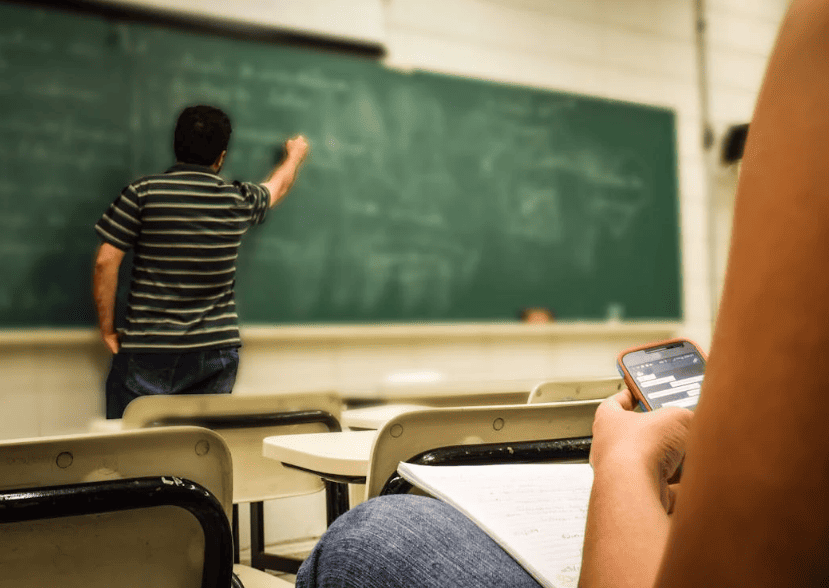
[397,462,594,588]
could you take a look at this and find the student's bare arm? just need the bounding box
[581,2,829,587]
[656,1,829,586]
[263,135,310,208]
[579,390,692,588]
[93,242,125,354]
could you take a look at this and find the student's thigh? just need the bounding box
[296,494,543,588]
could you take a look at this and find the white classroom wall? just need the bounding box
[706,0,789,315]
[0,0,789,438]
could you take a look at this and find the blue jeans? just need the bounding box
[296,494,543,588]
[105,347,239,419]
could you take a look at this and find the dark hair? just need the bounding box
[173,105,232,165]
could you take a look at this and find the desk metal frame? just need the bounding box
[0,476,233,588]
[379,436,593,496]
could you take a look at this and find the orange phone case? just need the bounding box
[616,337,707,410]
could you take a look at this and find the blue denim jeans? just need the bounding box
[296,494,543,588]
[105,347,239,419]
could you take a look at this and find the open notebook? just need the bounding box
[397,462,594,588]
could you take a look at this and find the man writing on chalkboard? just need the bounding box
[92,105,309,418]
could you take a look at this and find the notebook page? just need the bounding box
[397,462,594,588]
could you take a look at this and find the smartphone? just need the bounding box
[617,338,706,411]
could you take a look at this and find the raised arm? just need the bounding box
[581,2,829,587]
[263,135,310,208]
[93,241,126,354]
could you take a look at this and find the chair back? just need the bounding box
[527,377,623,404]
[123,392,341,503]
[0,426,233,588]
[365,401,598,499]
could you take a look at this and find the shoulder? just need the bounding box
[127,172,172,192]
[232,180,269,200]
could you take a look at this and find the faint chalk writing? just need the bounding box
[251,234,330,317]
[25,81,100,103]
[68,41,102,60]
[178,52,229,76]
[0,29,52,52]
[239,64,349,93]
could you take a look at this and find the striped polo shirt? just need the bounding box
[94,163,270,352]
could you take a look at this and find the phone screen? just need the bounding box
[622,345,705,410]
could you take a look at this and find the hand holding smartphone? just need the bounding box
[617,338,706,411]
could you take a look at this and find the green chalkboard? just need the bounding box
[0,2,681,327]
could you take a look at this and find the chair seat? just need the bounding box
[233,565,295,587]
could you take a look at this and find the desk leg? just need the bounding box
[325,481,350,525]
[232,503,240,564]
[250,501,302,574]
[250,501,265,570]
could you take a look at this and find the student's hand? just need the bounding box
[102,331,120,354]
[590,388,693,511]
[285,135,310,162]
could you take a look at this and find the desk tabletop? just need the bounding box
[263,430,376,478]
[342,404,430,430]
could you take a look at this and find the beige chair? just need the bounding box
[0,426,291,587]
[527,377,623,404]
[122,392,343,573]
[364,400,599,500]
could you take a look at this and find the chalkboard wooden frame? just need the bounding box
[9,0,386,58]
